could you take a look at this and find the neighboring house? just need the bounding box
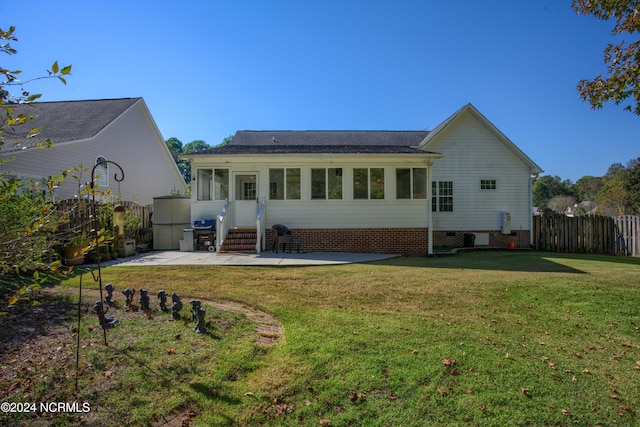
[1,98,186,205]
[185,103,543,256]
[565,201,598,217]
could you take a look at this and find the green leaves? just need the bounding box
[50,60,72,85]
[50,61,72,85]
[6,276,42,309]
[572,1,640,116]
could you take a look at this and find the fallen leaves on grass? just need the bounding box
[349,391,364,403]
[263,403,295,420]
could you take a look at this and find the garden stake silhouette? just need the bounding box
[190,299,201,321]
[122,288,136,307]
[195,306,207,334]
[93,301,119,328]
[104,283,115,306]
[171,293,183,320]
[157,290,170,312]
[139,288,150,312]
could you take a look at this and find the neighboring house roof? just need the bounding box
[196,130,441,155]
[418,103,544,174]
[2,98,140,153]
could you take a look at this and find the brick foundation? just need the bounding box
[432,230,530,249]
[266,228,429,256]
[265,228,530,256]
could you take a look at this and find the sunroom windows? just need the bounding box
[197,166,443,202]
[353,168,384,200]
[311,168,343,200]
[196,168,229,201]
[269,168,301,200]
[395,168,427,199]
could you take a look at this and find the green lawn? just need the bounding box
[5,251,640,426]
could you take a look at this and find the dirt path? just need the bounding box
[48,287,284,346]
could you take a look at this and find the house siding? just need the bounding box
[4,100,185,205]
[429,110,533,234]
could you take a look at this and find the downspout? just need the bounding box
[427,159,434,256]
[528,169,538,247]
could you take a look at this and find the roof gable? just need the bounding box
[418,103,543,174]
[2,98,141,153]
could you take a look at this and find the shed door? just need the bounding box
[233,173,258,228]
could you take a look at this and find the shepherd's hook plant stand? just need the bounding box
[90,160,124,346]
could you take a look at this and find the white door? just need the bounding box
[233,173,258,228]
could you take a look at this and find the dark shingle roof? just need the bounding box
[198,130,433,155]
[2,98,140,153]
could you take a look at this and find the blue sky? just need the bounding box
[4,0,639,182]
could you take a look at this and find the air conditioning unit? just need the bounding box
[501,211,511,234]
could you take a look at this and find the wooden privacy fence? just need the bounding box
[56,198,153,246]
[616,215,640,257]
[533,214,640,256]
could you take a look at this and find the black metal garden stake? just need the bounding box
[89,160,125,346]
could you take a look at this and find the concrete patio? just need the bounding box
[95,250,400,267]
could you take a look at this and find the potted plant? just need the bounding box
[63,232,91,266]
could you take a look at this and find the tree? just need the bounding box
[165,137,183,160]
[1,26,72,299]
[574,175,603,201]
[164,137,213,183]
[532,175,575,208]
[624,157,640,213]
[596,172,629,215]
[548,195,577,214]
[572,0,640,115]
[183,139,211,154]
[217,134,233,147]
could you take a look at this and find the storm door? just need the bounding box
[233,173,258,228]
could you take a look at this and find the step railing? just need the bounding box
[255,197,266,253]
[216,200,229,253]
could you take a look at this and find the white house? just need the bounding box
[1,98,186,205]
[185,104,542,256]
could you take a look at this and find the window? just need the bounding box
[481,179,497,190]
[214,169,229,200]
[238,181,258,200]
[432,181,453,212]
[354,168,384,200]
[311,168,342,200]
[396,168,427,199]
[95,156,108,188]
[197,169,212,200]
[197,168,229,201]
[269,168,301,200]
